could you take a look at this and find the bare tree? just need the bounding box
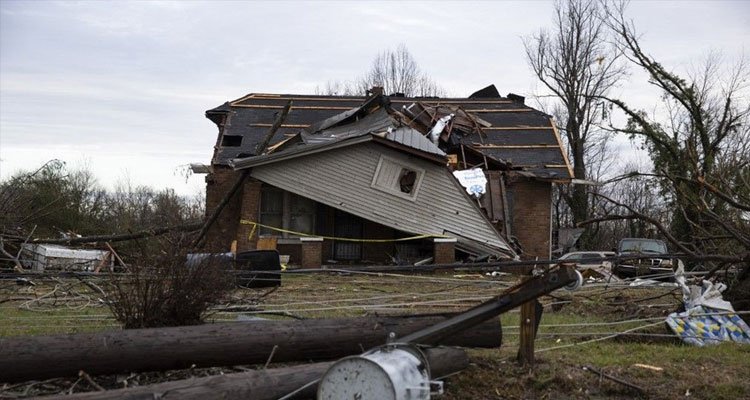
[314,80,358,96]
[524,0,625,248]
[317,45,445,97]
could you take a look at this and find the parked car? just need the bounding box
[612,238,673,279]
[557,251,615,270]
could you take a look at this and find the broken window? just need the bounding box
[398,169,417,194]
[371,156,424,200]
[221,135,243,147]
[259,185,315,237]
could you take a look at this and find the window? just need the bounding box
[371,156,424,200]
[259,188,283,236]
[259,186,315,237]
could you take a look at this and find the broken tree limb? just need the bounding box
[0,314,499,383]
[255,100,293,155]
[582,364,646,394]
[30,223,202,246]
[37,347,468,400]
[104,242,126,270]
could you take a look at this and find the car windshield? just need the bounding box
[619,239,667,253]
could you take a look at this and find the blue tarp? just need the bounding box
[666,305,750,346]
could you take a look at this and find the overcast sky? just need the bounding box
[1,0,748,196]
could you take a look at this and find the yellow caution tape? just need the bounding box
[240,219,448,242]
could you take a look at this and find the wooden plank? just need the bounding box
[390,99,513,104]
[483,126,553,130]
[549,117,574,178]
[249,123,310,128]
[465,109,533,113]
[231,94,365,104]
[488,171,504,224]
[471,144,562,149]
[231,104,355,110]
[499,174,512,237]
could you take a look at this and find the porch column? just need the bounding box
[433,238,457,264]
[299,237,324,269]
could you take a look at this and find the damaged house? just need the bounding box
[200,85,573,267]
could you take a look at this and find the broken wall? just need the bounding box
[508,178,552,260]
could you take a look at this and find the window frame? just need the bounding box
[259,186,316,238]
[370,155,425,201]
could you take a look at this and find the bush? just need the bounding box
[105,234,233,329]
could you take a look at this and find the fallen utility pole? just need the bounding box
[0,314,498,383]
[38,347,467,400]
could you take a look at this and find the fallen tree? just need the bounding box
[0,314,499,383]
[29,222,203,246]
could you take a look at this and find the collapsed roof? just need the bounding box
[226,94,524,259]
[207,85,573,180]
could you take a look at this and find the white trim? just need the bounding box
[370,155,425,201]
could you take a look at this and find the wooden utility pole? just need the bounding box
[518,299,543,366]
[41,347,468,400]
[0,314,499,383]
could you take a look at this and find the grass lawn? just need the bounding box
[1,271,748,399]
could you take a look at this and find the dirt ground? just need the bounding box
[1,270,748,399]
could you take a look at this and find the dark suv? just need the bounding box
[612,238,673,279]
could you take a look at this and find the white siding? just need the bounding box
[251,142,512,255]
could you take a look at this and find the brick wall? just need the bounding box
[508,178,552,260]
[300,238,323,268]
[204,166,243,252]
[433,238,457,264]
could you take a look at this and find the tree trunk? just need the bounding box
[568,124,591,248]
[0,315,499,383]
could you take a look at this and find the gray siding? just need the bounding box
[250,142,512,256]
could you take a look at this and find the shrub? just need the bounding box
[105,234,233,328]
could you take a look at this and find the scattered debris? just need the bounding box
[580,266,620,284]
[666,266,750,346]
[21,244,112,272]
[581,365,646,394]
[633,363,663,372]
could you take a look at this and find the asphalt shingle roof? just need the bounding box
[206,91,572,179]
